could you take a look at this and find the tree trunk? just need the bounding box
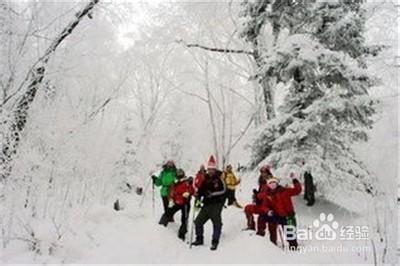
[253,46,275,120]
[0,0,99,181]
[204,60,220,166]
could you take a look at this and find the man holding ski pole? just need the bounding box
[191,155,226,251]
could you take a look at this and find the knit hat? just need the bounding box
[260,164,272,173]
[177,168,185,179]
[267,178,279,185]
[207,155,217,169]
[199,164,206,171]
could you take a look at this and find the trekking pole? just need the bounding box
[278,225,286,250]
[183,203,188,239]
[188,199,197,248]
[151,179,155,215]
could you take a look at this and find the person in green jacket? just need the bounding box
[152,160,177,222]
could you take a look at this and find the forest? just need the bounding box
[0,0,398,264]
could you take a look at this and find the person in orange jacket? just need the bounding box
[224,164,242,208]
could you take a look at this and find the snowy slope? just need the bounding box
[1,172,375,264]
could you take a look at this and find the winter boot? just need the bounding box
[210,239,219,251]
[256,231,265,237]
[245,216,255,231]
[158,214,168,227]
[191,236,204,246]
[178,231,185,241]
[288,240,298,250]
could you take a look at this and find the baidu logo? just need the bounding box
[313,213,339,240]
[283,213,369,241]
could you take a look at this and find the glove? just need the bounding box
[168,200,174,208]
[267,210,274,217]
[252,194,256,201]
[252,188,258,194]
[151,175,157,183]
[289,172,296,179]
[194,198,202,209]
[182,192,190,198]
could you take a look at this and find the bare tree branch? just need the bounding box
[0,0,100,181]
[226,114,255,156]
[1,0,100,108]
[176,39,254,55]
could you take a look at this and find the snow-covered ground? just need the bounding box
[1,172,377,264]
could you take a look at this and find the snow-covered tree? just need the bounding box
[249,1,383,201]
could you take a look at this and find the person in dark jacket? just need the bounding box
[302,161,315,206]
[159,169,194,241]
[191,155,226,251]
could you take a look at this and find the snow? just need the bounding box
[0,1,397,265]
[1,172,376,264]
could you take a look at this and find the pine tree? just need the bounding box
[249,1,383,199]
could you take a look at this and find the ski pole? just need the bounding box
[278,225,286,250]
[152,179,155,215]
[183,203,188,237]
[189,199,197,248]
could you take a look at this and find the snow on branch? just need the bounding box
[176,39,254,55]
[1,0,100,107]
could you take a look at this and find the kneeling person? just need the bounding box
[259,173,301,249]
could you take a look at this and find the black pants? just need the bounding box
[304,190,315,206]
[194,202,224,243]
[226,189,236,205]
[159,202,190,237]
[304,174,315,206]
[161,196,169,213]
[260,214,298,249]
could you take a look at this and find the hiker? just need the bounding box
[258,173,302,250]
[243,165,273,231]
[302,161,315,206]
[224,164,242,208]
[152,160,177,220]
[191,155,226,251]
[159,169,194,241]
[194,164,206,191]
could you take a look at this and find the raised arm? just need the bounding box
[286,173,302,196]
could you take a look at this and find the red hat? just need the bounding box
[207,155,217,169]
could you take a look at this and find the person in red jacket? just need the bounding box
[194,164,206,191]
[258,173,302,249]
[159,169,195,241]
[243,165,273,231]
